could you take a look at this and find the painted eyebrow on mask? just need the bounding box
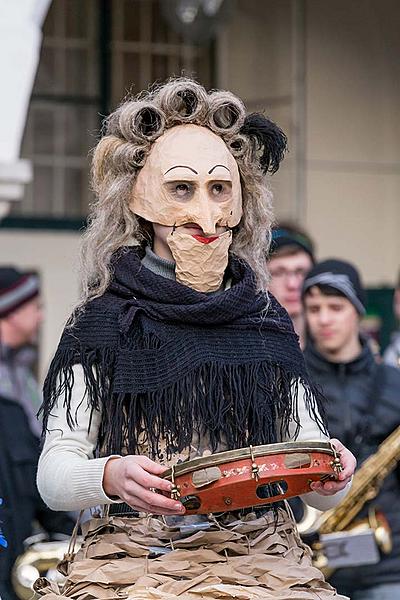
[164,165,198,175]
[208,164,230,174]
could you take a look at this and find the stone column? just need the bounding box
[0,0,52,217]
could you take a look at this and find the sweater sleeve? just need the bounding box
[38,370,351,513]
[283,381,352,511]
[37,364,120,511]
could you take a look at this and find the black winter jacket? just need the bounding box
[0,395,74,598]
[304,339,400,594]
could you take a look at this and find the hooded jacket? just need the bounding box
[304,338,400,593]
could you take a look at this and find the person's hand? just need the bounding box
[103,455,185,515]
[310,438,356,496]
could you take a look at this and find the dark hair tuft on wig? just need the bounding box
[176,89,198,116]
[240,113,287,174]
[135,106,163,137]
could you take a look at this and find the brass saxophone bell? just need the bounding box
[11,537,81,600]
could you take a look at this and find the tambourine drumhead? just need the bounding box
[162,441,341,514]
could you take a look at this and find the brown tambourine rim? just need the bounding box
[163,441,335,480]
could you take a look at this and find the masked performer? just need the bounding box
[36,79,355,599]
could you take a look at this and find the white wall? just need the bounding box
[217,0,400,286]
[216,0,297,218]
[306,0,400,285]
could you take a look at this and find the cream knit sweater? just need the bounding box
[37,365,350,512]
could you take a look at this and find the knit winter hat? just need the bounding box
[270,226,315,261]
[302,259,366,315]
[0,267,40,318]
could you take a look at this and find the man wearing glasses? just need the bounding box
[268,223,315,348]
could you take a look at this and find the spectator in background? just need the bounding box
[0,268,42,436]
[383,270,400,368]
[268,223,315,348]
[0,268,74,600]
[303,259,400,600]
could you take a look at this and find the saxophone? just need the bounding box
[12,539,72,600]
[309,425,400,575]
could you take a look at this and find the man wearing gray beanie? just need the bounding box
[302,258,400,600]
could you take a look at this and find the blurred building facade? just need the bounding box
[0,0,399,377]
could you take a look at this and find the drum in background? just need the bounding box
[163,441,343,514]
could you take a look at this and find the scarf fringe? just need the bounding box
[40,346,327,459]
[40,346,115,434]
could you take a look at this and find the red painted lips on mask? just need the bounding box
[192,235,219,244]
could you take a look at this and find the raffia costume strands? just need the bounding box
[35,510,348,599]
[37,248,348,599]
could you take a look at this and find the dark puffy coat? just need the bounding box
[0,395,74,598]
[304,339,400,595]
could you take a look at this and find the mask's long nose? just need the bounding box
[194,216,217,236]
[188,191,221,235]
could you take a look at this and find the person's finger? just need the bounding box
[124,496,185,515]
[329,439,356,479]
[338,476,352,487]
[125,498,185,515]
[133,455,169,475]
[126,465,172,493]
[337,456,356,480]
[330,438,343,450]
[324,480,348,492]
[339,467,354,480]
[123,480,184,513]
[310,481,332,496]
[146,503,185,515]
[310,478,350,495]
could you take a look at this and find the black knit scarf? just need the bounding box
[40,247,326,459]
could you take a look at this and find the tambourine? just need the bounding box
[163,441,343,514]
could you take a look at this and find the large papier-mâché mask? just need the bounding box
[130,124,243,292]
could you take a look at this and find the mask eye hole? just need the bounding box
[176,183,191,197]
[165,182,194,201]
[208,181,232,201]
[212,183,223,195]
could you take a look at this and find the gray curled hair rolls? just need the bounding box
[81,78,287,311]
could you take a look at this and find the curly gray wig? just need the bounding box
[79,78,287,307]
